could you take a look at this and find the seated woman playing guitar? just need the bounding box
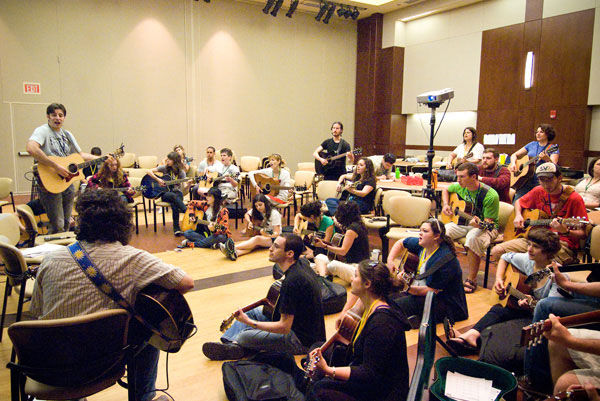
[445,228,561,356]
[303,260,410,401]
[445,126,485,169]
[385,218,468,328]
[146,151,188,236]
[249,153,292,204]
[312,201,370,284]
[161,144,191,174]
[86,157,134,204]
[180,187,231,249]
[220,193,281,260]
[325,157,376,216]
[292,201,335,260]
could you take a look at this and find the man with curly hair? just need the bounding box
[30,189,195,401]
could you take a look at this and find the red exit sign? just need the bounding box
[23,82,41,94]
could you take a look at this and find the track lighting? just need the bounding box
[315,2,328,21]
[270,0,284,16]
[263,0,275,14]
[322,3,336,24]
[285,0,299,17]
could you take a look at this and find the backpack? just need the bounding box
[222,359,305,401]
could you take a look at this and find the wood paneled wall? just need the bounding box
[477,4,594,170]
[355,14,406,157]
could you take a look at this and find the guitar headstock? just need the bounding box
[220,315,235,333]
[525,267,553,286]
[561,217,591,229]
[480,221,495,231]
[294,185,307,192]
[112,144,125,158]
[520,320,548,349]
[352,148,363,157]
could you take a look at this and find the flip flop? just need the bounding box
[443,317,456,340]
[463,279,477,294]
[446,337,479,356]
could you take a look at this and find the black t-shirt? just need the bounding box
[320,138,351,178]
[348,177,377,213]
[274,258,326,347]
[344,222,370,264]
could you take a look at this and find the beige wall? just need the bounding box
[0,0,357,193]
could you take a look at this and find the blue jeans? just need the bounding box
[160,190,186,230]
[524,294,600,390]
[221,307,307,355]
[38,184,75,233]
[325,197,370,216]
[183,229,227,248]
[135,343,160,401]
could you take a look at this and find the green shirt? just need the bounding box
[447,182,499,225]
[318,215,334,232]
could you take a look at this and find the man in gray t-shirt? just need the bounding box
[26,103,98,233]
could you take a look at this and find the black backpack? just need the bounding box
[222,359,305,401]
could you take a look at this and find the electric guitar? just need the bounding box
[219,280,282,332]
[315,148,362,176]
[440,193,496,231]
[521,310,600,349]
[393,248,420,292]
[503,209,590,242]
[511,144,559,190]
[34,145,125,194]
[304,310,360,381]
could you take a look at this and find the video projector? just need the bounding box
[417,88,454,105]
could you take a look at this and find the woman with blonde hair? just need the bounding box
[87,157,135,203]
[248,153,292,204]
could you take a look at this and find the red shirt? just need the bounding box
[518,186,588,248]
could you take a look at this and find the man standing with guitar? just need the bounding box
[313,121,355,180]
[203,234,325,360]
[30,189,195,401]
[26,103,100,233]
[442,162,500,293]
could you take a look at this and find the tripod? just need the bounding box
[422,102,441,203]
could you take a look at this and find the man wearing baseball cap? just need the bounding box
[491,162,588,264]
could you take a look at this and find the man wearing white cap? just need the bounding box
[491,162,588,264]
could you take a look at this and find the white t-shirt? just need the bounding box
[575,178,600,207]
[453,142,484,162]
[29,124,82,157]
[249,167,292,202]
[198,159,223,174]
[247,208,282,232]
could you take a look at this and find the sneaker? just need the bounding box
[225,238,237,261]
[219,242,229,257]
[177,239,189,249]
[174,229,183,237]
[202,342,245,361]
[211,242,220,250]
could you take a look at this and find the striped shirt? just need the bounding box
[30,241,187,320]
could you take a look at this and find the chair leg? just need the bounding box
[379,226,390,261]
[10,192,15,212]
[153,202,157,233]
[143,201,148,228]
[483,246,491,289]
[0,283,10,342]
[162,207,166,226]
[134,204,139,235]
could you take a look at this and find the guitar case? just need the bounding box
[478,317,530,375]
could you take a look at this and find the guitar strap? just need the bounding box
[466,142,477,156]
[415,252,454,280]
[492,165,502,178]
[551,185,575,219]
[471,183,490,219]
[67,241,173,344]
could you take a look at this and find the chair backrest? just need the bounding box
[509,187,516,203]
[315,180,340,200]
[388,196,432,227]
[125,168,150,178]
[0,241,29,287]
[0,213,21,245]
[120,152,136,168]
[0,177,14,198]
[137,155,158,169]
[590,225,600,261]
[587,210,600,226]
[8,309,130,388]
[497,201,515,230]
[128,176,144,199]
[381,190,411,215]
[406,291,436,401]
[297,162,315,172]
[240,156,261,172]
[187,164,199,178]
[294,171,316,189]
[372,187,385,215]
[16,205,39,246]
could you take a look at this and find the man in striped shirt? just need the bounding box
[30,189,195,401]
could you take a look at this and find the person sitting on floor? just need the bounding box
[292,200,335,260]
[180,187,231,249]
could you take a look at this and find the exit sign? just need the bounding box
[23,82,41,94]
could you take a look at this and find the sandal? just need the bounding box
[443,317,456,340]
[463,279,477,294]
[446,337,479,356]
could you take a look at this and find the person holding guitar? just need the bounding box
[510,124,560,202]
[214,148,240,202]
[313,121,355,180]
[191,146,223,200]
[312,201,370,284]
[249,153,292,204]
[479,148,511,203]
[575,157,600,210]
[180,187,231,249]
[293,201,335,259]
[87,157,135,203]
[445,127,485,169]
[203,234,325,361]
[303,260,410,401]
[445,228,561,356]
[29,189,195,401]
[491,162,589,265]
[146,151,188,236]
[220,193,282,260]
[325,157,376,216]
[442,162,500,294]
[161,144,191,174]
[26,103,101,233]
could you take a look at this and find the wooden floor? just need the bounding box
[0,195,500,401]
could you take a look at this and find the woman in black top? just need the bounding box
[313,201,370,284]
[326,157,376,215]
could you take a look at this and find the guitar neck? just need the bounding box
[507,285,530,303]
[78,155,108,170]
[164,177,190,186]
[241,298,269,313]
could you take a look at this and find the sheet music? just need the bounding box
[20,243,65,258]
[444,371,501,401]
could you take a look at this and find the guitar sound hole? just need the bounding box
[68,164,78,174]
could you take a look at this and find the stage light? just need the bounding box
[285,0,299,17]
[271,0,284,16]
[263,0,275,14]
[322,3,336,23]
[315,2,328,21]
[350,7,359,20]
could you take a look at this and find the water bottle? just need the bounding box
[395,166,400,179]
[371,249,381,262]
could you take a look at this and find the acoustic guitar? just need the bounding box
[440,192,495,231]
[250,173,306,199]
[489,263,550,311]
[521,309,600,349]
[304,310,360,381]
[393,248,420,292]
[220,280,282,332]
[503,209,590,242]
[315,148,362,176]
[196,171,219,189]
[133,284,195,353]
[34,145,125,194]
[545,388,600,401]
[511,144,559,190]
[180,200,227,232]
[141,174,201,199]
[451,151,473,168]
